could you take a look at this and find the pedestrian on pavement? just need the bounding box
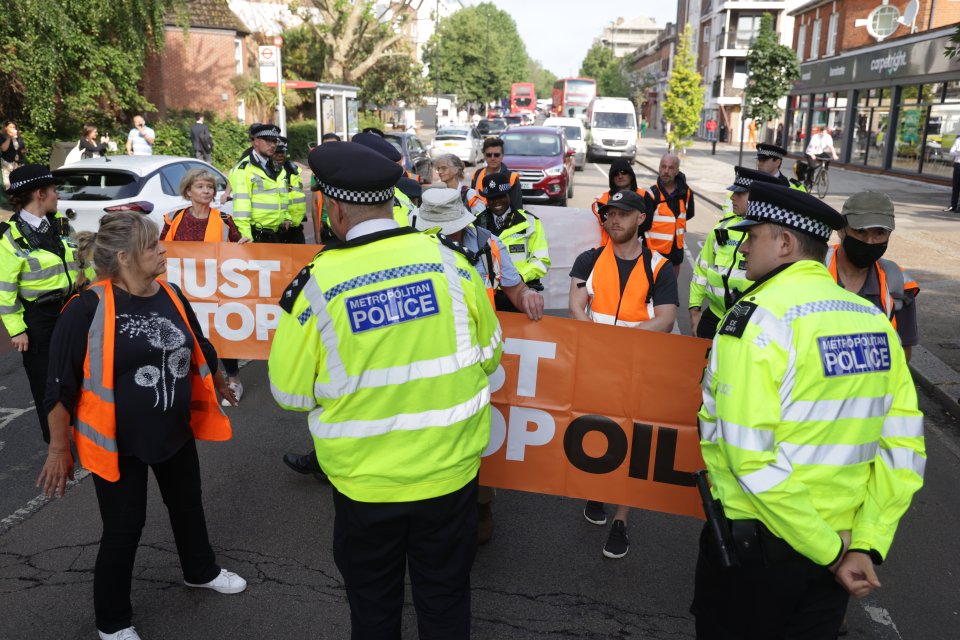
[944,135,960,212]
[569,190,678,558]
[689,166,781,338]
[644,153,694,278]
[470,137,524,212]
[125,115,155,156]
[189,113,214,163]
[37,211,245,640]
[1,121,27,189]
[825,191,920,361]
[269,141,502,639]
[0,165,80,443]
[756,142,806,191]
[592,158,650,246]
[79,124,109,160]
[352,131,416,226]
[227,123,290,242]
[475,172,550,311]
[274,137,307,244]
[161,168,248,403]
[692,182,925,639]
[433,153,484,215]
[747,118,757,145]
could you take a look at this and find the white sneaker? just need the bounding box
[184,568,247,594]
[98,627,142,640]
[221,381,244,406]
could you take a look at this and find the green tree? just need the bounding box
[744,13,800,130]
[579,43,615,81]
[579,43,631,98]
[0,0,176,133]
[526,59,557,99]
[422,2,529,103]
[663,25,703,151]
[359,53,429,108]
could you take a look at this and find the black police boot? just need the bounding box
[282,451,329,483]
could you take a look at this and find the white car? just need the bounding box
[543,116,587,170]
[54,155,233,233]
[428,127,483,165]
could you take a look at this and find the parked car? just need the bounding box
[428,126,483,165]
[543,116,586,171]
[477,118,507,138]
[501,127,575,206]
[54,155,232,233]
[384,131,432,181]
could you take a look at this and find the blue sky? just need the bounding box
[461,0,679,77]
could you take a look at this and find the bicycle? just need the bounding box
[797,154,831,199]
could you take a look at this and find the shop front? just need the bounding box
[784,28,960,182]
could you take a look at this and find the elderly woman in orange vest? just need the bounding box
[37,212,245,640]
[161,169,248,405]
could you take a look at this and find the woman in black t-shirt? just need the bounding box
[79,124,109,159]
[1,120,26,189]
[36,212,245,640]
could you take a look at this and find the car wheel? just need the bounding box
[567,175,574,198]
[556,192,568,207]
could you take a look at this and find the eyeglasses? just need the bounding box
[484,152,502,158]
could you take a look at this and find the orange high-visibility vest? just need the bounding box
[162,208,230,242]
[824,244,920,330]
[646,184,691,255]
[471,168,519,206]
[73,280,231,482]
[591,188,650,246]
[586,243,667,327]
[477,233,503,307]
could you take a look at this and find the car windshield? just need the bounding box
[505,116,522,125]
[479,120,506,133]
[562,126,582,141]
[594,112,635,129]
[502,134,562,157]
[436,129,468,140]
[55,170,140,201]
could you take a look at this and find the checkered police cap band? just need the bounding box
[315,178,394,204]
[734,174,754,189]
[8,174,53,193]
[756,148,784,160]
[746,199,833,241]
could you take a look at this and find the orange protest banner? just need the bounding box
[481,314,710,518]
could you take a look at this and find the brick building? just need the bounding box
[784,0,960,182]
[143,0,250,122]
[629,23,677,132]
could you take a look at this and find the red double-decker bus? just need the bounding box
[510,83,536,114]
[551,78,597,119]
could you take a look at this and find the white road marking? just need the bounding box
[591,163,608,180]
[0,468,91,535]
[0,404,36,432]
[860,596,903,639]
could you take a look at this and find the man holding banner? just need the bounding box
[268,141,502,639]
[568,190,678,559]
[692,183,925,638]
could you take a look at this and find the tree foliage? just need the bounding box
[945,25,960,60]
[579,43,631,97]
[423,2,528,103]
[744,13,800,127]
[526,59,557,99]
[359,53,429,108]
[0,0,176,133]
[579,44,615,81]
[663,25,703,151]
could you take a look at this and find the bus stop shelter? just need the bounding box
[271,81,360,141]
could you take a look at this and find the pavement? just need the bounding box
[631,133,960,422]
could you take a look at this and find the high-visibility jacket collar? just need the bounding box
[163,208,229,242]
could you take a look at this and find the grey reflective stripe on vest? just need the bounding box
[75,418,118,452]
[82,284,115,403]
[878,258,906,312]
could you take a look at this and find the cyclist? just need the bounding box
[806,127,839,165]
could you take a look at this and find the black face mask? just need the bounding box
[842,234,888,268]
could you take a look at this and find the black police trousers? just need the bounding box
[331,476,478,640]
[691,522,849,640]
[22,298,61,443]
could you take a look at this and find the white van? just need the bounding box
[543,116,586,170]
[585,97,638,162]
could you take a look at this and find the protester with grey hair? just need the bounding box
[433,153,485,215]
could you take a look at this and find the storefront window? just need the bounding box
[811,92,847,158]
[866,107,890,168]
[892,106,925,172]
[788,95,808,153]
[945,81,960,103]
[920,83,945,105]
[922,103,960,178]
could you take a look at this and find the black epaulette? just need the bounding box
[0,221,9,237]
[435,233,477,262]
[279,265,313,313]
[237,159,250,170]
[518,208,539,220]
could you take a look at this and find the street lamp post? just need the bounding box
[485,10,490,112]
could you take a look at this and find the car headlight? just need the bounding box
[544,164,566,176]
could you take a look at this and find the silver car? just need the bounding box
[54,155,233,233]
[428,127,483,165]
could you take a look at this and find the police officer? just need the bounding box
[689,166,781,338]
[274,137,306,244]
[269,141,502,639]
[351,131,415,226]
[0,164,80,442]
[692,183,925,638]
[228,123,290,242]
[475,173,550,312]
[826,191,919,361]
[756,142,806,191]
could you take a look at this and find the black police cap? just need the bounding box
[352,132,402,163]
[479,173,513,198]
[599,190,647,217]
[727,166,782,193]
[308,141,403,204]
[731,182,843,242]
[6,164,59,195]
[756,143,787,160]
[250,123,281,140]
[397,176,422,200]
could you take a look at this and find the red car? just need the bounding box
[500,127,576,206]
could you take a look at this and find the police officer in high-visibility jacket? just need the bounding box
[693,183,925,638]
[475,173,550,312]
[227,124,290,242]
[568,190,678,560]
[269,142,502,639]
[644,153,694,277]
[351,131,414,226]
[274,137,307,244]
[756,142,807,191]
[689,166,781,339]
[0,164,79,442]
[826,191,919,361]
